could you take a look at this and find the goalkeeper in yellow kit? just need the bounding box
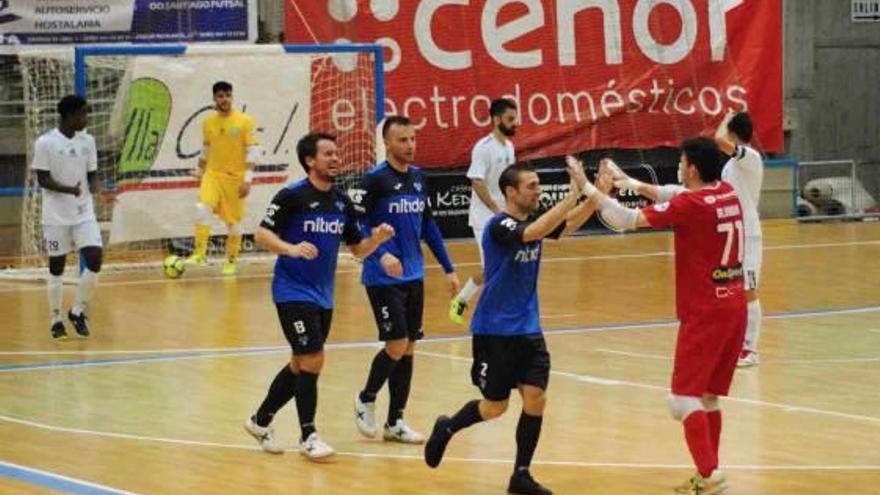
[187,81,260,275]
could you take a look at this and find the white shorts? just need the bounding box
[743,236,762,290]
[42,220,103,257]
[472,226,486,267]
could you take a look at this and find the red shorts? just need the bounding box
[671,305,747,396]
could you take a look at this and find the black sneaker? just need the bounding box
[51,321,68,340]
[68,310,90,338]
[424,415,453,468]
[508,470,553,495]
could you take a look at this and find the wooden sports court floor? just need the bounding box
[0,221,878,494]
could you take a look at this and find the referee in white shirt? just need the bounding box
[32,95,112,339]
[449,98,518,324]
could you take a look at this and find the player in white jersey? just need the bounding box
[716,110,764,367]
[32,95,112,339]
[449,98,518,324]
[606,110,764,367]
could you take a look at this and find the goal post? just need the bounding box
[10,43,384,278]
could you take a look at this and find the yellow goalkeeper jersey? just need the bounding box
[202,110,259,177]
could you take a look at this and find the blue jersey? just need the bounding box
[471,213,562,336]
[260,178,363,308]
[352,161,454,287]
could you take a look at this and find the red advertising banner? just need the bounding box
[286,0,782,168]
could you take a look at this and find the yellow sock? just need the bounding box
[226,234,242,262]
[194,224,211,257]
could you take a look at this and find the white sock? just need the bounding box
[456,278,481,302]
[744,299,762,352]
[72,268,98,316]
[48,275,63,323]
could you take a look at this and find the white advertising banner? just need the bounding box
[109,52,311,243]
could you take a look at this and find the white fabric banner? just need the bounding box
[109,51,311,243]
[0,1,135,33]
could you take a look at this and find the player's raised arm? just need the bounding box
[593,156,684,203]
[569,163,650,232]
[550,155,598,237]
[714,109,737,156]
[519,167,581,242]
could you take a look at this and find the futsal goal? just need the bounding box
[7,43,384,279]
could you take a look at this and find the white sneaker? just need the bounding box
[692,470,728,495]
[383,419,425,444]
[243,418,285,454]
[299,432,335,460]
[737,349,759,368]
[355,395,377,438]
[675,470,727,494]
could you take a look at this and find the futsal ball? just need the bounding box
[163,255,186,279]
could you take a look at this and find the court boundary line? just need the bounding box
[0,238,878,293]
[596,348,880,364]
[0,460,140,495]
[414,350,880,425]
[1,304,879,368]
[0,414,876,472]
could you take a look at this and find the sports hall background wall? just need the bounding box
[0,0,878,256]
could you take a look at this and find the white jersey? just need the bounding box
[722,144,763,238]
[466,133,515,229]
[31,129,98,226]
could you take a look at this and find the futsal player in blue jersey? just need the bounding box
[352,116,461,444]
[424,162,601,495]
[244,133,394,461]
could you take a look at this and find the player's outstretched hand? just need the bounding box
[238,182,252,198]
[70,181,82,197]
[289,241,318,260]
[372,223,395,244]
[380,252,403,278]
[565,155,587,190]
[599,158,625,179]
[190,167,204,179]
[596,171,614,195]
[446,272,461,297]
[601,158,642,191]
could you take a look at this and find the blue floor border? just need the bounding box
[0,461,136,494]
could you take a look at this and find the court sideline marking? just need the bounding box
[1,238,878,293]
[1,304,878,362]
[1,306,879,493]
[0,460,138,495]
[0,408,877,473]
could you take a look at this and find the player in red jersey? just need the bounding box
[571,137,746,495]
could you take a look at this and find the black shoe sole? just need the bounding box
[508,474,553,495]
[424,415,452,468]
[68,312,90,338]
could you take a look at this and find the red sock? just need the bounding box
[683,411,718,477]
[707,410,722,457]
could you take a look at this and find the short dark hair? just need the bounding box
[489,98,517,119]
[296,132,336,173]
[57,94,86,119]
[681,137,722,183]
[382,115,412,138]
[212,81,233,95]
[727,111,753,143]
[498,163,535,198]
